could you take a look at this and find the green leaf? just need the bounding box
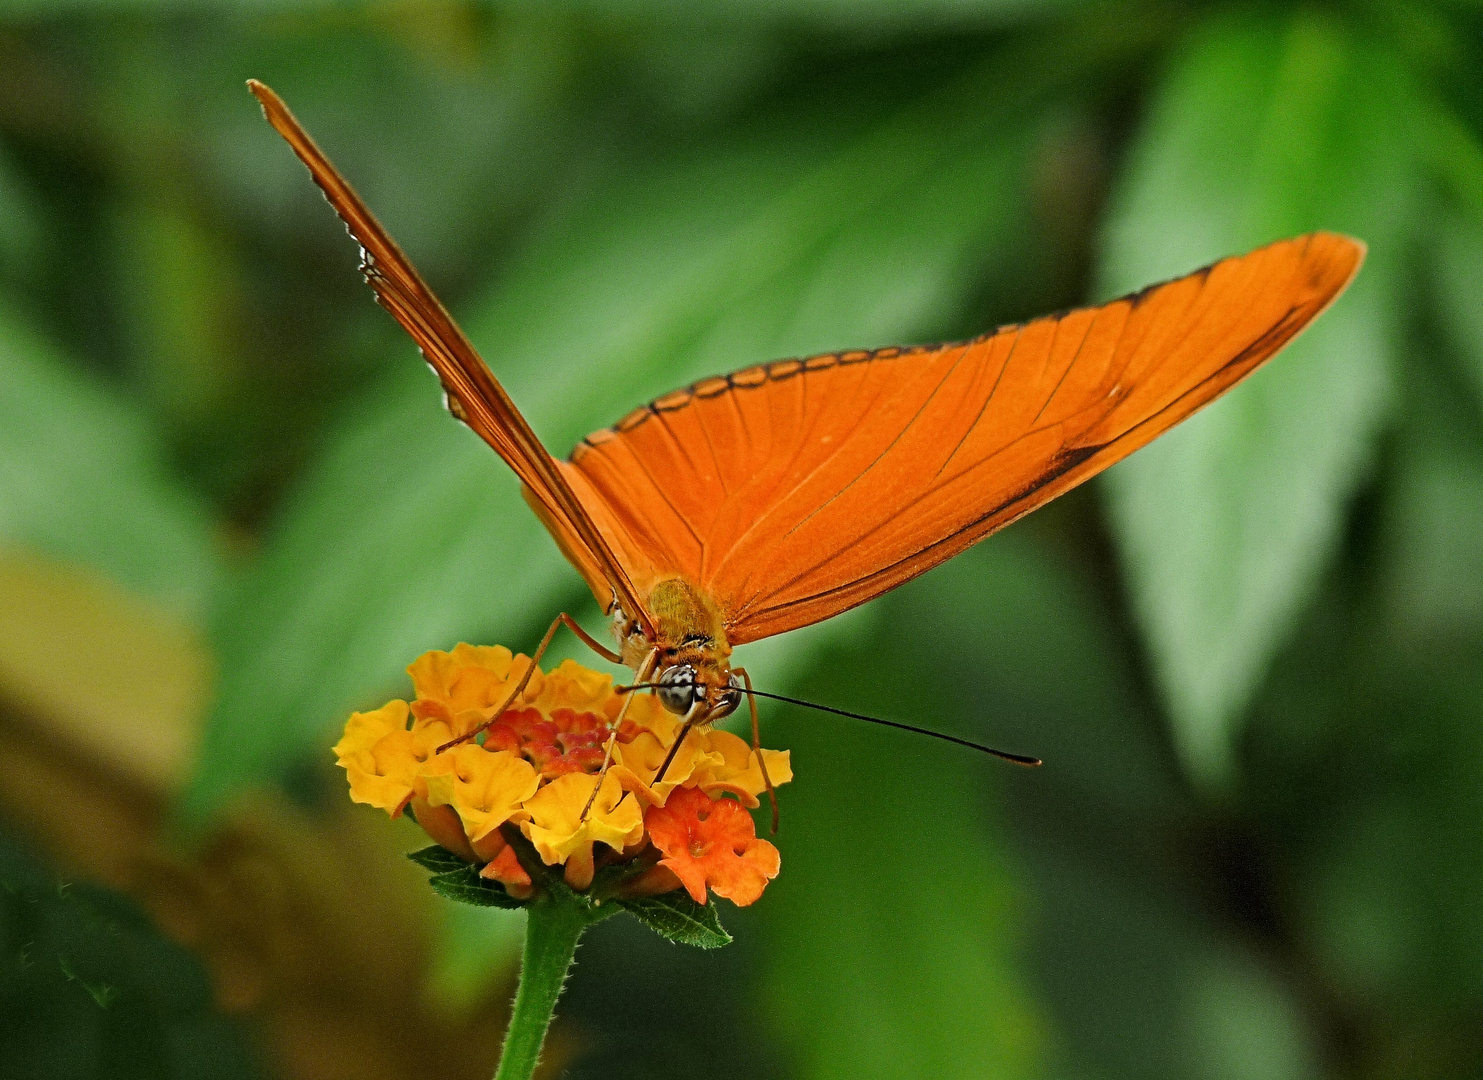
[426,864,528,910]
[0,0,355,12]
[186,57,1049,817]
[1098,11,1417,786]
[1261,495,1483,1015]
[0,302,220,616]
[1376,343,1483,636]
[904,534,1316,1080]
[547,0,1080,26]
[908,535,1310,1080]
[406,844,474,875]
[427,901,527,1008]
[913,529,1181,822]
[0,143,41,281]
[0,0,1075,20]
[615,891,733,949]
[1435,207,1483,413]
[760,606,1044,1080]
[1421,99,1483,231]
[0,830,259,1076]
[109,191,243,434]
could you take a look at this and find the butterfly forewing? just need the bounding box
[567,232,1364,642]
[248,80,654,636]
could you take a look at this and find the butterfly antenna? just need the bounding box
[741,688,1041,767]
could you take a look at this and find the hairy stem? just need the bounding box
[493,895,590,1080]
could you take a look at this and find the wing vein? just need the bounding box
[780,340,972,542]
[934,327,1020,481]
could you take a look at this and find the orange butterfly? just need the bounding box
[250,81,1363,816]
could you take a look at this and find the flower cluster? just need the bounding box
[334,644,791,906]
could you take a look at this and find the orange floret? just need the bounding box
[644,786,780,907]
[479,838,534,901]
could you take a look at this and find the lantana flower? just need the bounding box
[334,644,792,909]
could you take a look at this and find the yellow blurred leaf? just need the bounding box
[0,548,211,793]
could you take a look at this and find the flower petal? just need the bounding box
[479,841,533,900]
[333,700,418,814]
[645,786,780,907]
[520,771,643,869]
[691,730,792,807]
[407,644,544,726]
[408,795,479,862]
[530,658,619,719]
[421,745,540,844]
[341,644,793,899]
[610,726,724,808]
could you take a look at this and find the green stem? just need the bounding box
[493,895,591,1080]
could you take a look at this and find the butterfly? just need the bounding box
[249,80,1363,818]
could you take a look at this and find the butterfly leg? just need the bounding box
[436,612,619,754]
[733,666,779,834]
[651,704,703,788]
[580,648,659,822]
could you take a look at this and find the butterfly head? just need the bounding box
[656,662,743,720]
[625,578,740,719]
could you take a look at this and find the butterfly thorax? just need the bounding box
[617,577,735,703]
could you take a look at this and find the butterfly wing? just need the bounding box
[249,81,654,635]
[565,232,1364,643]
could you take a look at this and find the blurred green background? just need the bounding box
[1,1,1480,1078]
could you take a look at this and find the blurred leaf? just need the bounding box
[0,0,349,14]
[900,533,1185,1076]
[910,530,1178,820]
[182,12,578,282]
[1099,11,1416,787]
[534,0,1088,31]
[0,143,41,284]
[1421,99,1483,230]
[1180,954,1318,1080]
[3,0,1083,23]
[110,192,241,432]
[0,302,221,616]
[911,533,1325,1079]
[760,620,1043,1080]
[1435,207,1483,412]
[187,56,1052,818]
[0,550,211,793]
[615,892,732,949]
[1241,341,1483,1065]
[1376,336,1483,637]
[426,899,526,1009]
[1026,828,1323,1080]
[0,832,261,1080]
[1380,429,1483,637]
[1267,574,1483,1028]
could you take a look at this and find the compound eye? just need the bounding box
[709,673,744,720]
[657,664,699,715]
